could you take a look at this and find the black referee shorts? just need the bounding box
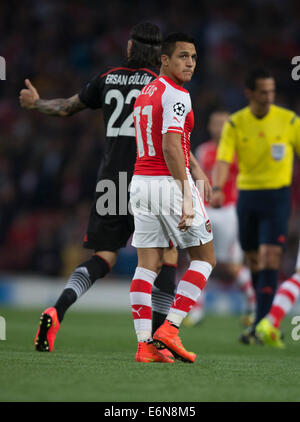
[83,184,134,252]
[236,186,291,251]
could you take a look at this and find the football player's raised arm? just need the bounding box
[19,79,86,116]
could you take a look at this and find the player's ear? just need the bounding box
[161,54,169,67]
[127,40,133,59]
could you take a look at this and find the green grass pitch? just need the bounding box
[0,307,300,402]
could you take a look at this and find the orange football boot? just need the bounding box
[153,320,196,363]
[34,307,60,352]
[158,346,174,360]
[136,341,174,363]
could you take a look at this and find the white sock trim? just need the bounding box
[136,330,152,342]
[189,260,212,280]
[133,267,157,285]
[167,311,185,326]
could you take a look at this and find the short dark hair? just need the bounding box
[245,68,274,90]
[127,22,162,68]
[161,32,195,58]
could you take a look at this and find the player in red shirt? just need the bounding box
[129,33,216,363]
[184,111,256,326]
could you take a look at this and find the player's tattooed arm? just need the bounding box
[34,94,86,117]
[19,79,86,116]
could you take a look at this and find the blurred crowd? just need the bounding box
[0,0,300,278]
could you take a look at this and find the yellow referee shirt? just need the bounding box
[217,105,300,190]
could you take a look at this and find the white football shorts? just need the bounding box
[206,204,243,264]
[130,172,213,249]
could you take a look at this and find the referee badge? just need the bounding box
[271,143,285,161]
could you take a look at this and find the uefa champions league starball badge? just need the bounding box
[173,102,185,116]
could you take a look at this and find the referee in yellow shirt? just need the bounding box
[211,68,300,344]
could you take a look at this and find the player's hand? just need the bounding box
[178,192,194,231]
[210,190,224,208]
[19,79,40,109]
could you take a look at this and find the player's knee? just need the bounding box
[203,251,216,269]
[95,251,118,268]
[163,247,178,266]
[245,251,259,273]
[77,255,111,282]
[137,262,162,275]
[156,260,164,274]
[188,242,216,268]
[224,263,240,279]
[258,245,282,269]
[194,255,216,269]
[210,255,217,269]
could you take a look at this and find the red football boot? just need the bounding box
[136,342,174,363]
[153,320,196,363]
[34,307,60,352]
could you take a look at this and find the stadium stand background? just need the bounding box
[0,0,300,304]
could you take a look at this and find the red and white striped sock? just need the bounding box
[267,273,300,328]
[130,267,157,342]
[236,266,256,313]
[166,260,212,327]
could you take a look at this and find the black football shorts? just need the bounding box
[83,185,134,252]
[237,186,291,251]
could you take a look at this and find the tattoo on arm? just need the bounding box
[34,94,86,116]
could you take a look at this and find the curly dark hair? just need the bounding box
[127,22,162,68]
